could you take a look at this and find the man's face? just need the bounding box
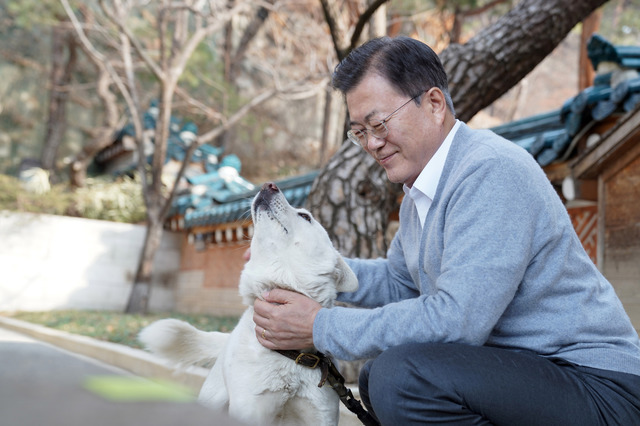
[346,73,447,187]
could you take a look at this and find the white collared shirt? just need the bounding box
[403,119,461,227]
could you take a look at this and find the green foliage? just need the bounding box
[6,0,66,28]
[74,175,147,223]
[6,310,239,349]
[0,174,75,215]
[179,43,219,89]
[0,174,147,223]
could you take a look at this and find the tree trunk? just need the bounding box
[125,79,176,314]
[70,34,120,188]
[443,0,609,123]
[125,217,164,314]
[309,0,609,258]
[69,127,116,187]
[318,86,334,167]
[41,23,77,175]
[307,141,401,258]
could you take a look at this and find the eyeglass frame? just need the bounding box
[347,92,424,147]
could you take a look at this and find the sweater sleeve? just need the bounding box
[337,244,420,309]
[336,195,424,308]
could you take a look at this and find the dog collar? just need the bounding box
[276,350,329,386]
[275,350,380,426]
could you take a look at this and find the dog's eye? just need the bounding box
[298,212,312,223]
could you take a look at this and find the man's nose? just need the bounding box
[365,134,386,151]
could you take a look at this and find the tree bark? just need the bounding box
[125,81,175,314]
[125,218,164,314]
[307,141,401,258]
[70,48,120,188]
[318,86,334,167]
[41,22,77,175]
[309,0,609,258]
[443,0,609,123]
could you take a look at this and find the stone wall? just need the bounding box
[0,211,180,312]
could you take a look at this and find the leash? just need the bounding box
[277,350,380,426]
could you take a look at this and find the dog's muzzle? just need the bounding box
[253,182,280,211]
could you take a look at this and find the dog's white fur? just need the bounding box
[139,183,358,425]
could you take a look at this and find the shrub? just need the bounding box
[0,173,147,223]
[74,175,146,223]
[0,174,75,215]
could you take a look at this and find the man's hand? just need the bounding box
[253,289,322,350]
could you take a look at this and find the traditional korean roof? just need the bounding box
[491,34,640,167]
[94,102,261,227]
[587,34,640,69]
[168,155,256,218]
[183,171,319,229]
[95,102,321,232]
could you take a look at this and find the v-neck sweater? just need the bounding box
[313,122,640,377]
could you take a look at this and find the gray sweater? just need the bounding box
[313,122,640,377]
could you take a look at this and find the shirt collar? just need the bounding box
[404,119,461,201]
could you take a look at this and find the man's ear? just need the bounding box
[426,87,447,121]
[334,256,358,293]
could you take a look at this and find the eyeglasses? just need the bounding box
[347,93,421,147]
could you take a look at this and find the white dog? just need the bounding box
[139,182,358,425]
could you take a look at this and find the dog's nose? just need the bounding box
[262,182,279,193]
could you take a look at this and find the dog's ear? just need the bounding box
[335,256,358,293]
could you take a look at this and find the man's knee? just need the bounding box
[365,343,446,392]
[358,343,477,425]
[361,344,432,423]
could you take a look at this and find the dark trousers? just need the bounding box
[358,343,640,425]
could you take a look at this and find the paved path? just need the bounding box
[0,327,243,426]
[0,318,363,426]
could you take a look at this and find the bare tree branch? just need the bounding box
[197,87,278,144]
[319,0,348,61]
[350,0,390,50]
[98,0,166,80]
[174,86,225,122]
[459,0,510,18]
[60,0,143,138]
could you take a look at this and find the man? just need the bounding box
[253,36,640,424]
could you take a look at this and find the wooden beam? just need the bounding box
[597,175,605,270]
[543,161,571,183]
[602,134,640,182]
[191,221,252,235]
[572,107,640,179]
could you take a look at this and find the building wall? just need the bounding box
[0,211,180,312]
[567,204,598,265]
[175,237,248,316]
[602,153,640,328]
